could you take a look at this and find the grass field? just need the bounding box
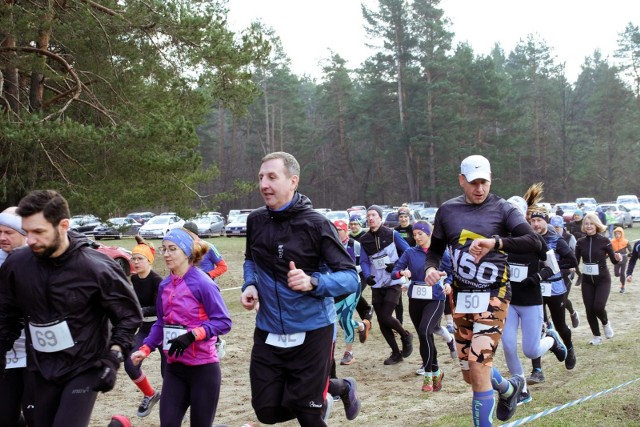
[91,229,640,426]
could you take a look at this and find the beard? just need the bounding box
[30,228,62,258]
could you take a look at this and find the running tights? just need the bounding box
[408,299,445,372]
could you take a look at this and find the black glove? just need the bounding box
[385,263,395,273]
[168,331,196,357]
[538,267,554,281]
[92,351,120,392]
[366,275,376,287]
[521,274,541,287]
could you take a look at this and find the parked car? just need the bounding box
[539,202,552,213]
[616,195,640,222]
[187,214,225,237]
[383,211,416,228]
[226,213,249,237]
[555,202,579,223]
[325,210,350,223]
[93,217,141,240]
[127,211,156,225]
[226,209,253,224]
[414,207,438,223]
[407,201,430,209]
[89,239,134,275]
[69,215,101,235]
[138,214,185,239]
[598,203,633,228]
[575,197,597,209]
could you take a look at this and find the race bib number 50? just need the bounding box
[455,291,490,314]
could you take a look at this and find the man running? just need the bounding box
[0,190,142,427]
[424,155,541,426]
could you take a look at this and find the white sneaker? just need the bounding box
[415,365,426,376]
[604,322,614,339]
[589,336,603,345]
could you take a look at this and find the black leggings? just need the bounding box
[124,321,167,380]
[372,286,408,354]
[561,270,576,314]
[614,255,628,286]
[409,298,445,371]
[532,293,572,370]
[0,368,34,427]
[160,362,221,427]
[32,368,99,427]
[581,274,611,336]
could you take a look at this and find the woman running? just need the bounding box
[391,220,451,392]
[131,228,232,426]
[124,236,164,417]
[575,213,622,345]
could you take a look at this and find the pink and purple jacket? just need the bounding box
[144,266,231,365]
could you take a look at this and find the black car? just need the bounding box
[69,215,101,235]
[93,217,141,240]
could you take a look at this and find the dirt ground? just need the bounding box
[89,255,638,427]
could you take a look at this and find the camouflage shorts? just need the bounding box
[452,296,509,369]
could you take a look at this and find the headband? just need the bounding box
[132,244,155,264]
[163,228,194,257]
[413,221,432,235]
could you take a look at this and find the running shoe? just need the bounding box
[447,338,457,360]
[415,365,426,376]
[527,369,545,385]
[333,394,341,402]
[358,319,371,344]
[421,376,433,392]
[383,351,403,365]
[446,324,455,334]
[342,377,361,420]
[496,376,524,422]
[400,332,413,358]
[565,346,577,370]
[340,351,354,365]
[570,311,580,328]
[589,336,603,345]
[546,328,567,362]
[620,287,625,293]
[137,391,160,417]
[322,393,333,424]
[604,322,614,338]
[432,370,444,392]
[517,389,532,406]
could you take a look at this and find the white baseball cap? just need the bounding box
[460,155,491,182]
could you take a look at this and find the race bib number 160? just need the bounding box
[455,292,490,314]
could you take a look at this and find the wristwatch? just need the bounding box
[310,276,319,290]
[492,235,501,250]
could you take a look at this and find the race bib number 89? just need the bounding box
[411,284,433,300]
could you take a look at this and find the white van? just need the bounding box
[617,195,640,221]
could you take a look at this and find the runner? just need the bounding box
[549,215,581,328]
[391,220,451,392]
[575,213,622,345]
[123,236,164,418]
[424,155,541,425]
[610,227,630,293]
[360,205,413,365]
[130,227,232,426]
[0,190,142,427]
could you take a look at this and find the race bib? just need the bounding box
[540,281,552,297]
[266,332,306,348]
[5,351,26,369]
[455,291,490,314]
[163,325,187,350]
[28,320,74,353]
[509,264,528,283]
[544,249,561,274]
[372,255,391,270]
[411,283,433,300]
[581,263,599,275]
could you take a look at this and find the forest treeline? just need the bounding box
[2,0,640,217]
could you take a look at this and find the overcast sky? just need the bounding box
[226,0,639,81]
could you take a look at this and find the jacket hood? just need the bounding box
[612,227,629,251]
